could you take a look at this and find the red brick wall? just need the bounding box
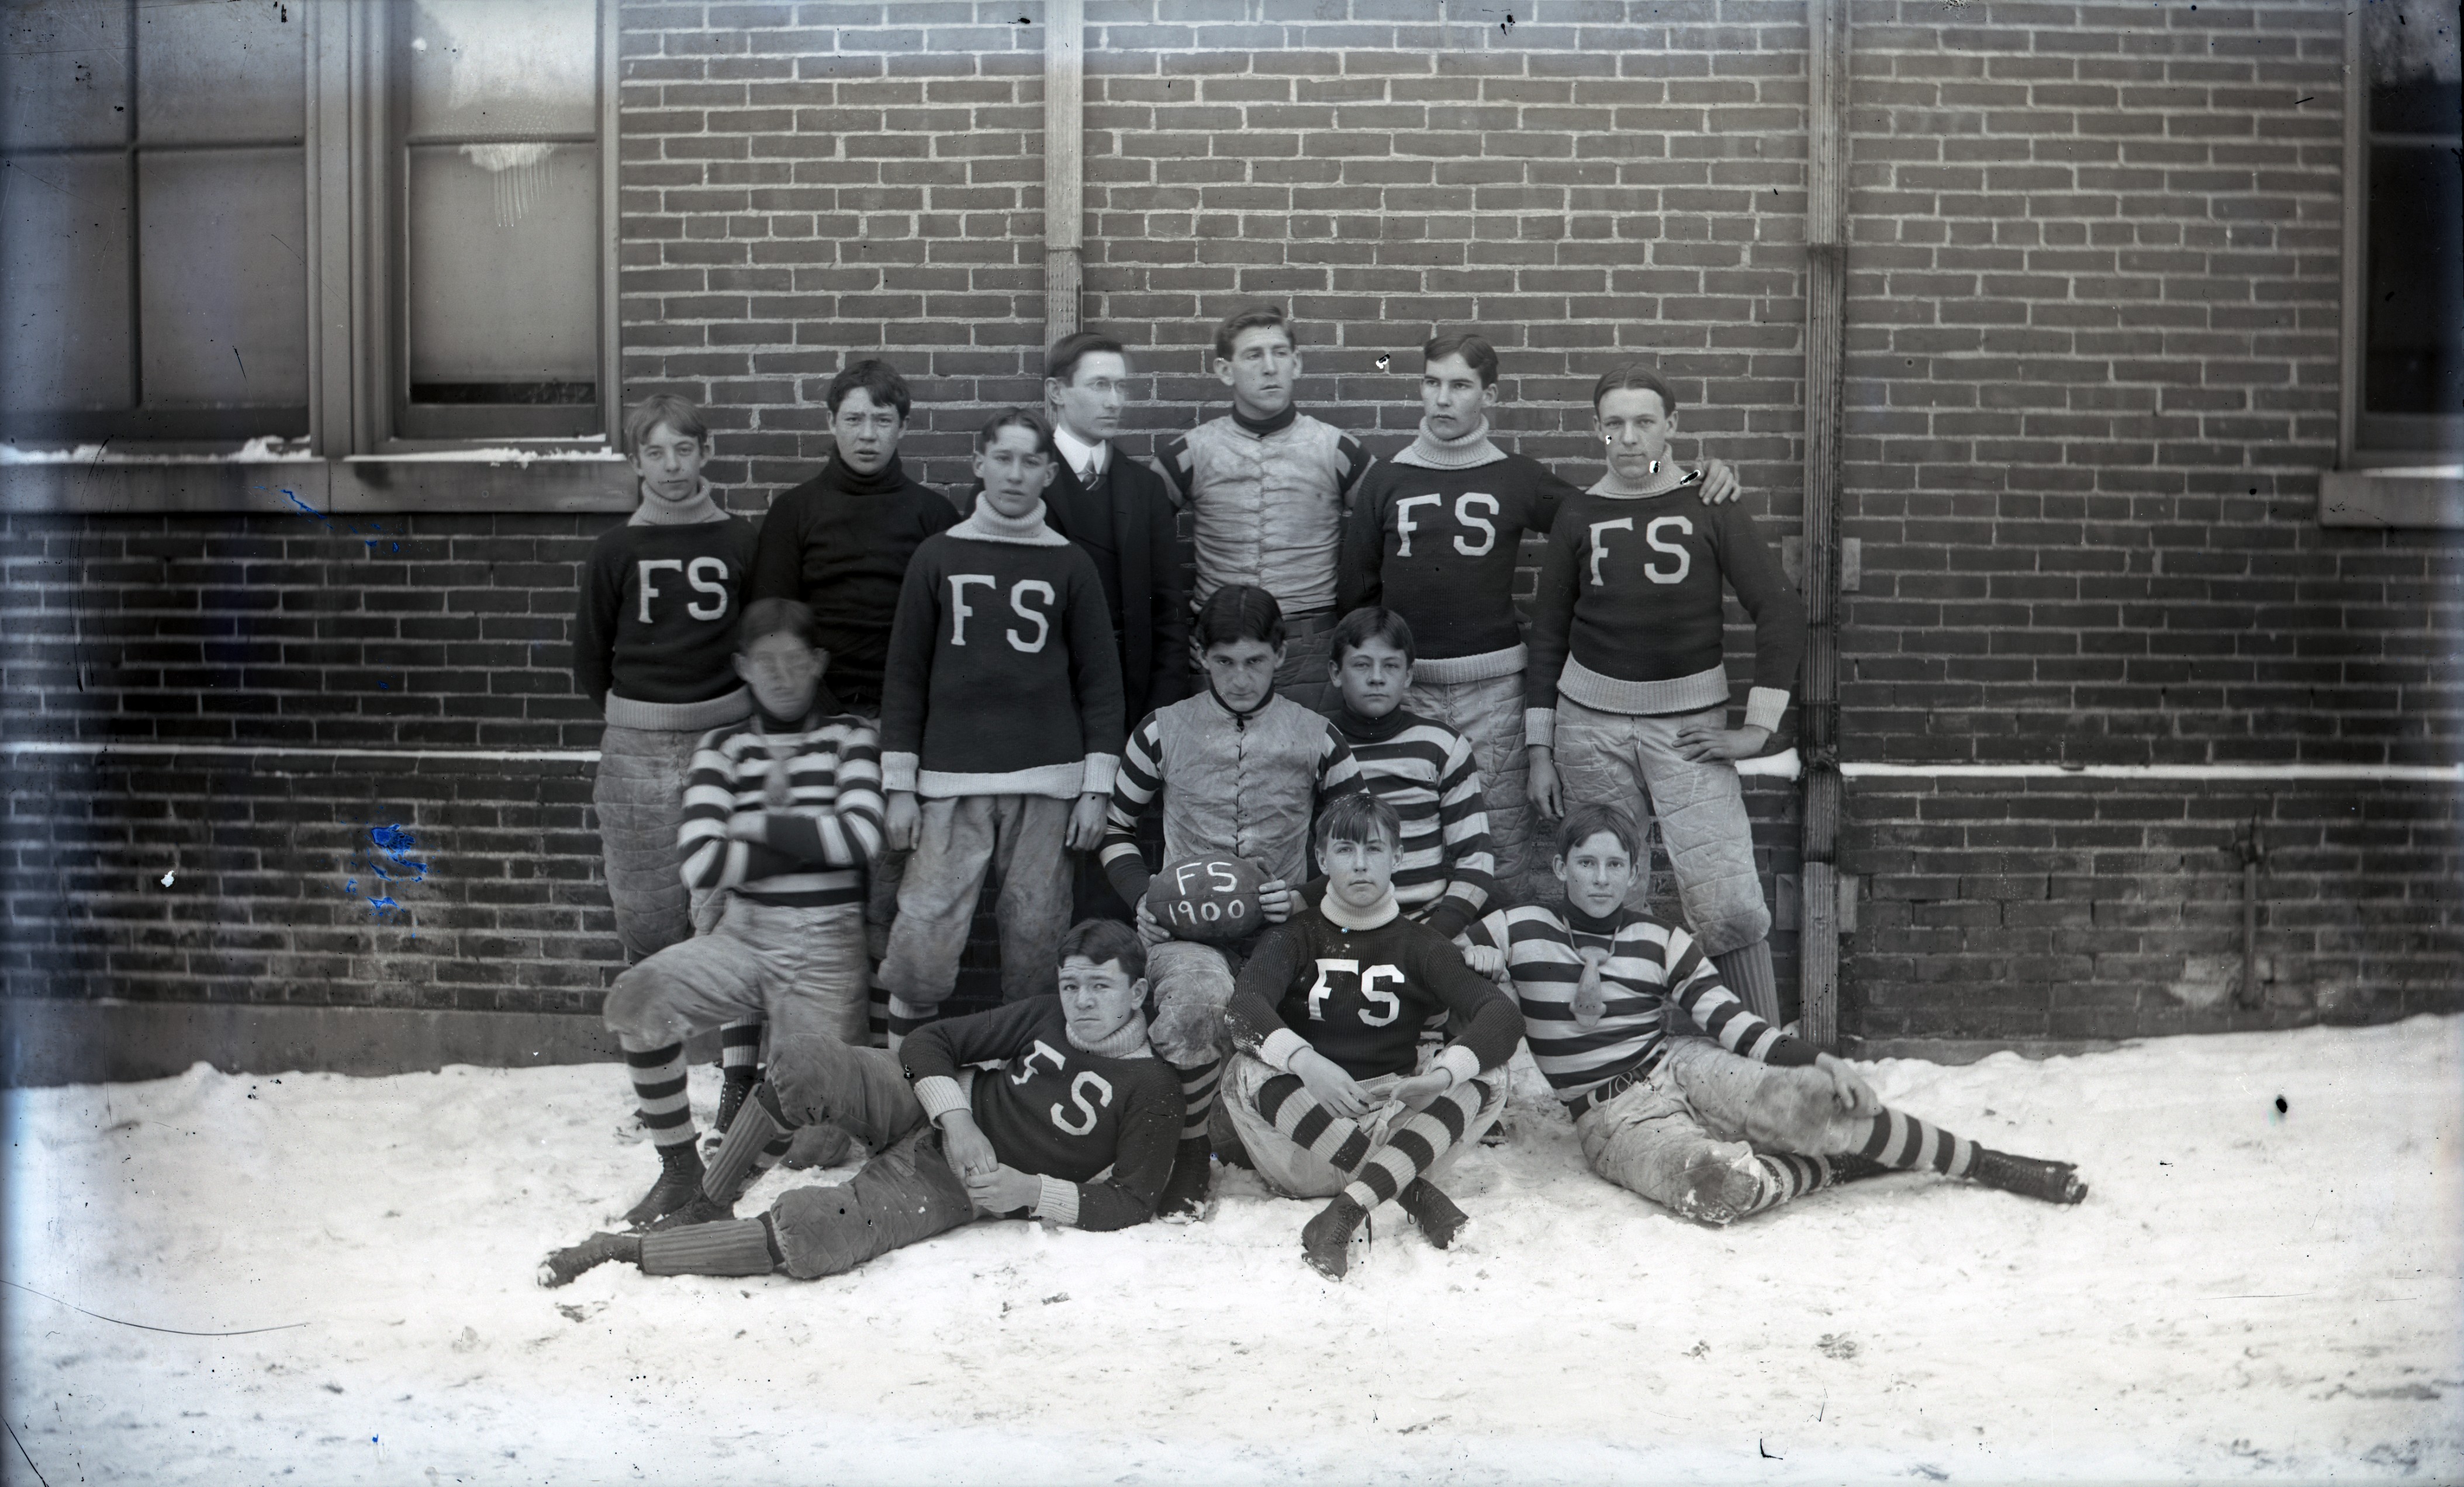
[3,0,2456,1049]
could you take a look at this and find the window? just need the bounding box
[0,0,613,456]
[393,0,605,440]
[2343,0,2463,465]
[1,0,309,442]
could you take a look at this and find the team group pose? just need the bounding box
[554,308,2086,1287]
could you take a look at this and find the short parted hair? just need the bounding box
[1212,304,1294,362]
[977,406,1057,459]
[827,358,911,419]
[738,597,826,655]
[1590,361,1681,419]
[1046,331,1128,385]
[1555,801,1645,862]
[1058,917,1146,983]
[1315,788,1403,854]
[1423,332,1499,389]
[1329,605,1415,665]
[1193,584,1285,651]
[623,393,709,457]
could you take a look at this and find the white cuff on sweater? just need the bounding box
[1432,1044,1482,1092]
[912,1075,970,1123]
[880,751,920,793]
[1259,1029,1311,1074]
[1744,687,1790,734]
[1524,707,1557,751]
[1032,1175,1080,1226]
[1081,753,1119,796]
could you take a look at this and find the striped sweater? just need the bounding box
[1466,903,1815,1110]
[679,707,886,909]
[1326,704,1495,939]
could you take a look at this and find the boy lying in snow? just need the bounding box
[1218,791,1523,1278]
[542,919,1181,1286]
[1464,803,2086,1224]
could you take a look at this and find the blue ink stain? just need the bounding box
[347,824,430,924]
[281,487,332,527]
[377,681,389,690]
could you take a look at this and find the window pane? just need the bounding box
[405,143,596,394]
[2365,0,2463,137]
[138,148,307,412]
[405,0,596,140]
[136,0,306,146]
[2365,143,2464,420]
[0,0,130,150]
[0,151,132,412]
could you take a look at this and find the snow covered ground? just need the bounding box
[5,1017,2458,1486]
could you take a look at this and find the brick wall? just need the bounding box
[1846,775,2462,1043]
[3,0,2458,1058]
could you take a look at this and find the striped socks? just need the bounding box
[1254,1073,1377,1173]
[710,1019,764,1144]
[885,996,937,1057]
[624,1041,696,1150]
[1712,940,1783,1026]
[1338,1081,1488,1213]
[1851,1107,1977,1178]
[1177,1057,1224,1144]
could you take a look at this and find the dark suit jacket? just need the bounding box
[1043,451,1190,729]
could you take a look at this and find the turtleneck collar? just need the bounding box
[1320,885,1400,931]
[1394,417,1504,470]
[1066,1009,1152,1061]
[1564,901,1633,936]
[1587,464,1701,501]
[1232,403,1300,437]
[824,450,908,496]
[1331,701,1411,743]
[629,478,728,526]
[952,494,1067,546]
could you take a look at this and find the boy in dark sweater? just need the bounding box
[1339,333,1741,903]
[1221,791,1523,1278]
[1098,584,1366,1218]
[749,360,959,714]
[574,395,759,958]
[1524,362,1806,1024]
[541,920,1182,1287]
[1463,804,2087,1224]
[600,599,886,1226]
[876,410,1128,1048]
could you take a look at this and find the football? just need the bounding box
[1145,856,1269,944]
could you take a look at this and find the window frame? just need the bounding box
[2336,4,2464,472]
[0,0,627,514]
[2323,6,2463,529]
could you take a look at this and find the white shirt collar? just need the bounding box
[1052,423,1108,479]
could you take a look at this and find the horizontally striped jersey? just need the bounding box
[1326,704,1495,939]
[679,707,886,909]
[1466,903,1815,1108]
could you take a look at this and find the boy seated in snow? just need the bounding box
[600,598,885,1227]
[1462,803,2088,1225]
[541,919,1183,1288]
[1219,791,1522,1278]
[1099,583,1367,1219]
[874,409,1128,1050]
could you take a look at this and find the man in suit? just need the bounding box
[1043,332,1191,920]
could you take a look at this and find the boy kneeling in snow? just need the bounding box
[1463,803,2086,1225]
[1219,791,1523,1279]
[542,919,1181,1287]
